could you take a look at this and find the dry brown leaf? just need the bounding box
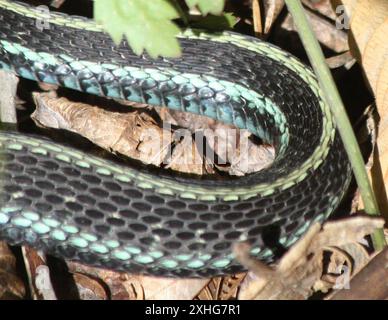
[137,276,209,300]
[363,19,388,94]
[326,51,356,69]
[236,216,384,300]
[119,276,145,300]
[196,277,223,300]
[352,106,388,219]
[0,242,25,299]
[331,0,358,16]
[73,273,108,300]
[283,9,349,53]
[262,0,285,34]
[196,273,246,300]
[308,217,383,251]
[67,262,144,300]
[31,93,171,166]
[333,0,388,122]
[218,273,246,300]
[303,0,339,21]
[346,0,388,63]
[377,59,388,114]
[67,262,206,300]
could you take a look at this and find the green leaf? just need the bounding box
[185,0,225,15]
[94,0,181,58]
[191,13,237,30]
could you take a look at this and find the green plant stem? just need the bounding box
[285,0,386,250]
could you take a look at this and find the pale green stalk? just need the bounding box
[285,0,386,250]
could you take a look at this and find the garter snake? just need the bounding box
[0,0,351,277]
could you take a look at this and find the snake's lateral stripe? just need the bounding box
[0,0,351,277]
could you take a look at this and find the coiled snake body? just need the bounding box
[0,0,351,277]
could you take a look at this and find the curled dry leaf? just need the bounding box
[32,93,171,167]
[236,216,384,300]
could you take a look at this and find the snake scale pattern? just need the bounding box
[0,0,351,277]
